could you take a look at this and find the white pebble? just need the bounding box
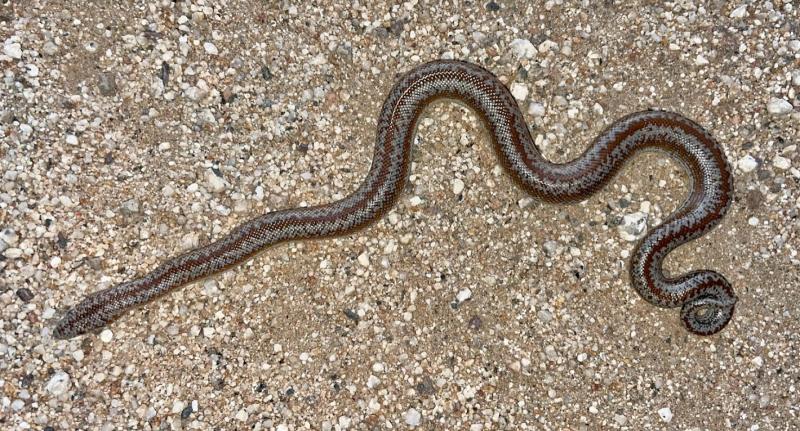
[49,256,61,268]
[99,329,113,343]
[456,288,472,303]
[404,408,421,427]
[510,83,529,101]
[45,371,70,396]
[452,178,465,195]
[695,54,709,66]
[577,352,587,362]
[367,375,381,388]
[737,155,758,172]
[235,409,248,421]
[767,98,793,115]
[372,362,385,373]
[658,407,673,423]
[509,39,536,59]
[204,169,227,192]
[773,155,791,170]
[65,134,78,145]
[618,212,648,242]
[408,196,423,206]
[4,248,22,259]
[729,4,747,18]
[357,251,370,267]
[3,40,22,59]
[203,42,218,55]
[528,102,545,117]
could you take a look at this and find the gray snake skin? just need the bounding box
[53,60,735,339]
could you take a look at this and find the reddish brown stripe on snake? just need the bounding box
[53,60,735,339]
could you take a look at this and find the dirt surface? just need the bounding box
[1,1,799,429]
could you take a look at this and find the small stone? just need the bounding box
[11,398,25,411]
[357,251,370,267]
[367,375,380,389]
[510,83,529,101]
[65,134,78,145]
[695,55,709,66]
[99,329,113,343]
[614,414,627,425]
[773,156,791,170]
[729,4,747,18]
[234,409,248,421]
[544,345,558,361]
[737,155,758,172]
[509,39,536,59]
[3,40,22,59]
[767,98,793,115]
[485,1,500,11]
[618,212,648,241]
[408,196,423,206]
[452,178,465,195]
[205,169,228,192]
[542,240,559,257]
[120,199,140,215]
[537,309,553,322]
[752,356,763,368]
[43,41,58,56]
[45,372,70,396]
[16,288,34,302]
[98,73,118,96]
[203,42,219,55]
[658,407,673,423]
[404,408,421,427]
[4,248,23,259]
[1,228,18,246]
[577,352,587,362]
[181,405,193,419]
[456,288,472,304]
[372,362,385,373]
[528,102,545,117]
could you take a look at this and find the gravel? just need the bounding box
[1,1,798,430]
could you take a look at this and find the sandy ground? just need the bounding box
[1,1,799,430]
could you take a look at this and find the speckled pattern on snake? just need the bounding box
[53,60,736,340]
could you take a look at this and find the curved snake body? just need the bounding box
[53,60,735,339]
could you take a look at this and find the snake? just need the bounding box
[53,60,736,340]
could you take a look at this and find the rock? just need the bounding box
[99,329,113,343]
[509,39,536,59]
[618,212,648,241]
[773,156,791,170]
[528,102,545,117]
[42,41,58,56]
[357,251,370,267]
[120,199,140,215]
[452,178,465,195]
[767,98,793,115]
[658,407,673,423]
[16,288,34,302]
[98,73,118,96]
[737,155,758,172]
[510,83,529,101]
[456,288,472,304]
[729,4,747,18]
[45,372,70,396]
[204,169,228,192]
[404,408,421,427]
[203,42,218,55]
[3,39,22,59]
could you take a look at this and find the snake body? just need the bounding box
[53,60,735,339]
